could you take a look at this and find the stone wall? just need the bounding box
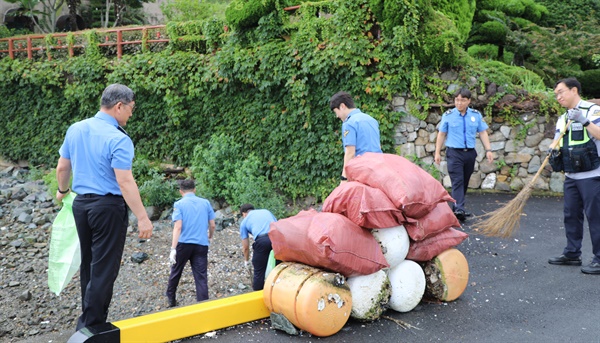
[390,78,565,194]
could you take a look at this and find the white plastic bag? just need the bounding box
[48,192,80,295]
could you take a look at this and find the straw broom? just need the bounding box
[474,120,573,238]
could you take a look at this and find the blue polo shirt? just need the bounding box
[438,107,488,149]
[172,193,215,246]
[59,111,134,195]
[240,209,277,239]
[342,109,382,156]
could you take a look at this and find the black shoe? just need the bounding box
[454,209,466,222]
[548,255,582,266]
[167,298,177,308]
[581,262,600,274]
[464,211,473,217]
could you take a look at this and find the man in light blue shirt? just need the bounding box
[166,179,216,307]
[330,91,382,182]
[435,88,493,221]
[55,83,153,332]
[239,204,277,291]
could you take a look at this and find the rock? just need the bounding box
[131,252,149,263]
[481,173,497,189]
[270,312,299,335]
[19,290,32,301]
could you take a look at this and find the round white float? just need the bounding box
[387,259,426,313]
[371,225,409,268]
[347,270,391,321]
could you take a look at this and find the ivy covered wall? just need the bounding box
[0,0,560,201]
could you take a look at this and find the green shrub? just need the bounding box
[138,172,179,210]
[191,133,243,205]
[468,44,499,59]
[430,0,476,43]
[228,154,286,218]
[579,69,600,98]
[225,0,276,30]
[161,0,230,22]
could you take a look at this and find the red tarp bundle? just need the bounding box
[322,181,404,229]
[406,228,469,261]
[346,153,454,219]
[404,202,461,241]
[269,209,389,277]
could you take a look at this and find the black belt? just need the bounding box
[448,147,474,151]
[80,193,122,198]
[256,233,268,239]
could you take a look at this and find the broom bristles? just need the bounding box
[473,184,534,238]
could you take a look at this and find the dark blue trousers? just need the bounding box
[562,176,600,263]
[167,243,209,302]
[72,194,128,331]
[446,148,477,211]
[252,235,272,291]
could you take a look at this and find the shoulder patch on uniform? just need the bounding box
[443,109,452,116]
[470,108,481,114]
[343,130,349,137]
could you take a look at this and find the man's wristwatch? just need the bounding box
[58,188,70,194]
[340,175,348,181]
[583,121,590,127]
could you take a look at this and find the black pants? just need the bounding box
[446,148,477,211]
[166,243,209,302]
[252,235,272,291]
[563,176,600,263]
[72,194,128,331]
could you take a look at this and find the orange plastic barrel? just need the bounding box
[263,262,352,337]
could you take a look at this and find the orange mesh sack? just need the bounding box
[406,228,468,262]
[345,153,454,219]
[322,181,404,229]
[404,202,461,241]
[269,210,389,277]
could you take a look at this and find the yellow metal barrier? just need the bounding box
[114,291,269,342]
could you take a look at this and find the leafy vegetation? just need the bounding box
[2,0,597,206]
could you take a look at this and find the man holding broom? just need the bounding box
[548,77,600,275]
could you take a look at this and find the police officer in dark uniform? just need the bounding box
[435,88,494,221]
[56,84,153,331]
[548,77,600,275]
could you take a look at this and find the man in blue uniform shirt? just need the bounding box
[330,91,382,182]
[434,88,494,221]
[55,83,153,331]
[166,179,216,307]
[239,204,277,291]
[548,77,600,274]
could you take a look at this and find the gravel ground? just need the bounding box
[0,192,258,343]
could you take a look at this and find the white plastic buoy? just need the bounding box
[347,270,391,321]
[371,225,409,268]
[387,260,426,313]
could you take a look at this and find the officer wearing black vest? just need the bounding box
[548,77,600,275]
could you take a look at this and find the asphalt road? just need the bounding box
[185,192,600,343]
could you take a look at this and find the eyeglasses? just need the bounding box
[122,102,136,113]
[454,98,470,103]
[554,89,570,99]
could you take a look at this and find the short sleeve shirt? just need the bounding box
[438,107,488,149]
[172,193,216,246]
[59,111,134,195]
[342,109,382,156]
[554,100,600,180]
[240,209,277,239]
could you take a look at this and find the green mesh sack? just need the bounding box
[265,249,276,279]
[48,192,80,296]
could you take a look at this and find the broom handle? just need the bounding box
[529,119,573,185]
